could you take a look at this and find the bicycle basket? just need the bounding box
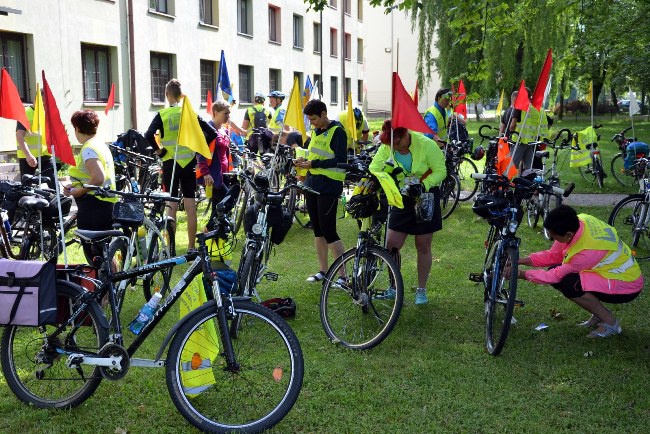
[415,192,435,223]
[112,200,144,227]
[346,192,379,219]
[472,194,510,221]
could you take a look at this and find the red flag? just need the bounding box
[531,48,552,110]
[454,79,467,119]
[392,72,433,134]
[42,71,75,165]
[206,89,213,114]
[0,68,31,130]
[513,80,530,111]
[104,83,115,115]
[413,80,419,107]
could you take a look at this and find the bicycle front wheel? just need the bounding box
[526,197,541,228]
[611,154,635,187]
[441,174,461,219]
[143,231,172,300]
[609,194,650,260]
[594,157,605,188]
[166,300,304,433]
[485,244,518,356]
[458,157,479,201]
[320,246,404,350]
[1,281,108,408]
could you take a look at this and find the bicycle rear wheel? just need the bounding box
[1,281,107,408]
[594,157,605,188]
[441,174,460,220]
[485,244,518,356]
[609,195,650,260]
[611,154,636,187]
[143,231,172,300]
[526,197,541,228]
[320,246,404,350]
[458,157,479,201]
[166,300,303,433]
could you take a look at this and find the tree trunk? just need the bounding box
[474,101,480,122]
[641,88,647,115]
[558,74,566,121]
[514,41,525,84]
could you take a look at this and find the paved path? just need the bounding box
[562,193,629,208]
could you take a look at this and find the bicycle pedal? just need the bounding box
[468,273,483,283]
[264,272,279,281]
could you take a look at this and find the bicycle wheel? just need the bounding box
[1,281,108,408]
[578,163,593,183]
[611,154,635,187]
[231,185,250,235]
[526,197,541,228]
[441,174,460,219]
[107,236,131,313]
[237,246,259,298]
[320,245,404,350]
[20,225,58,260]
[594,157,605,188]
[458,157,479,201]
[485,244,518,356]
[609,195,650,260]
[143,231,172,300]
[166,300,303,433]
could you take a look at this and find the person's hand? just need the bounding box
[204,174,214,187]
[26,153,37,168]
[63,184,73,197]
[295,158,312,169]
[407,183,425,197]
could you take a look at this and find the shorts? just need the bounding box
[162,159,197,198]
[552,273,642,303]
[387,187,442,235]
[511,143,536,170]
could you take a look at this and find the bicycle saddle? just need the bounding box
[18,196,49,211]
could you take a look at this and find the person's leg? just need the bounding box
[305,192,325,280]
[314,236,329,273]
[317,194,346,277]
[184,197,197,249]
[569,292,616,325]
[414,233,433,288]
[178,162,198,250]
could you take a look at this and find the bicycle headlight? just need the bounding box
[252,223,263,235]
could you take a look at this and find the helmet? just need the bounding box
[472,193,510,220]
[254,91,266,103]
[471,145,485,161]
[346,192,379,219]
[268,90,285,99]
[352,108,363,129]
[253,172,270,190]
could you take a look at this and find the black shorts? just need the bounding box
[162,159,197,198]
[19,156,55,188]
[388,187,442,235]
[552,273,641,303]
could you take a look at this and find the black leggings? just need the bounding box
[552,273,641,304]
[305,192,340,244]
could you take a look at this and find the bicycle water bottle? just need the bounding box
[1,211,12,241]
[534,175,543,183]
[137,226,147,262]
[128,292,162,335]
[130,177,140,193]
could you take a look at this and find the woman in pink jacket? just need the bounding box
[517,205,643,338]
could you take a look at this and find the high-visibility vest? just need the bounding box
[69,139,118,203]
[518,107,548,144]
[268,106,284,133]
[159,106,195,167]
[307,125,346,181]
[565,214,642,282]
[338,111,365,149]
[294,147,309,177]
[497,137,517,179]
[179,274,218,397]
[570,126,597,167]
[17,107,50,158]
[246,104,270,138]
[425,104,450,140]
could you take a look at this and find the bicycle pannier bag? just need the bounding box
[625,141,649,169]
[0,259,57,326]
[113,200,145,227]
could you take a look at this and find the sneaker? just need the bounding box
[415,288,428,305]
[306,271,326,283]
[374,287,396,300]
[333,276,348,288]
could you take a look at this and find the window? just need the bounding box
[330,77,338,104]
[81,44,111,102]
[200,60,216,104]
[357,38,363,63]
[149,0,173,15]
[357,79,363,104]
[150,52,172,103]
[314,74,321,95]
[200,0,219,26]
[268,5,281,43]
[269,68,281,93]
[330,28,338,57]
[345,78,351,101]
[293,14,303,49]
[239,65,252,104]
[294,72,303,91]
[0,31,28,101]
[313,22,322,53]
[357,0,363,21]
[237,0,252,35]
[329,0,337,8]
[344,33,351,60]
[344,0,351,15]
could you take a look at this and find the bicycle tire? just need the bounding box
[231,186,249,236]
[578,163,593,183]
[237,246,259,298]
[441,174,460,220]
[20,225,58,260]
[143,231,172,300]
[608,194,650,260]
[1,281,108,408]
[611,154,636,187]
[320,245,404,350]
[458,157,479,201]
[594,157,605,188]
[107,236,131,314]
[166,300,303,433]
[526,197,541,229]
[485,244,518,356]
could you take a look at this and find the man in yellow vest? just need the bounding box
[294,99,347,283]
[424,88,453,147]
[267,90,290,135]
[517,205,643,338]
[241,91,272,154]
[338,107,369,153]
[15,105,55,188]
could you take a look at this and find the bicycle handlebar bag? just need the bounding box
[0,259,57,326]
[113,199,145,227]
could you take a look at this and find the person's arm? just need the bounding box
[228,122,246,136]
[66,158,105,198]
[144,113,164,156]
[369,144,390,174]
[423,112,437,140]
[198,116,218,144]
[520,249,609,284]
[15,129,37,167]
[422,137,447,189]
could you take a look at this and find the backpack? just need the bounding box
[252,107,269,129]
[448,120,470,143]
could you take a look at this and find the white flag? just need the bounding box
[629,87,641,116]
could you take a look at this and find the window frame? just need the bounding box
[344,33,351,61]
[330,28,338,58]
[357,0,363,21]
[313,22,322,53]
[357,38,363,63]
[239,64,253,104]
[149,0,174,16]
[199,0,219,27]
[268,5,281,44]
[330,76,338,105]
[269,68,281,93]
[200,59,216,105]
[357,79,363,105]
[150,51,172,103]
[81,43,112,103]
[344,0,351,16]
[237,0,252,36]
[329,0,337,9]
[293,14,304,49]
[0,31,29,101]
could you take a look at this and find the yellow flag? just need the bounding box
[31,83,46,137]
[495,89,504,119]
[177,96,211,159]
[346,92,358,143]
[586,81,593,106]
[283,77,307,143]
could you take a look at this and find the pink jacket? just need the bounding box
[524,220,643,295]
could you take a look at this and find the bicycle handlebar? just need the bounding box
[108,143,156,163]
[470,173,574,198]
[478,124,499,139]
[82,184,182,203]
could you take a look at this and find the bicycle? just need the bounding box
[446,139,479,202]
[439,148,461,219]
[608,167,650,261]
[469,173,573,355]
[0,189,304,433]
[574,124,606,188]
[318,159,404,350]
[610,126,648,187]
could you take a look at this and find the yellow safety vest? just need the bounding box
[570,127,597,167]
[307,125,346,181]
[246,104,270,138]
[159,106,195,167]
[565,214,641,282]
[294,147,309,177]
[268,106,283,133]
[518,106,548,144]
[17,107,50,158]
[338,111,365,149]
[425,104,450,141]
[68,139,118,203]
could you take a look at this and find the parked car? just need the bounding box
[618,99,631,110]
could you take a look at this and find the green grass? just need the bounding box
[2,122,650,432]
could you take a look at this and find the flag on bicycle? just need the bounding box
[586,81,593,106]
[104,83,115,115]
[392,72,433,134]
[453,79,467,119]
[302,76,314,132]
[31,83,46,138]
[0,68,30,130]
[42,71,75,165]
[513,80,530,112]
[218,50,234,104]
[177,96,211,158]
[413,79,419,107]
[284,76,307,142]
[629,87,641,116]
[206,89,213,114]
[346,91,358,143]
[495,89,504,119]
[531,48,552,111]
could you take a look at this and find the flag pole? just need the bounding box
[50,145,68,266]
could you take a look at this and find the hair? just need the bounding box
[543,205,580,235]
[71,110,100,135]
[211,100,230,114]
[379,119,408,145]
[436,88,452,101]
[165,79,182,99]
[303,99,327,117]
[510,91,518,105]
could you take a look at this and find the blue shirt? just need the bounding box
[393,151,413,173]
[423,101,446,139]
